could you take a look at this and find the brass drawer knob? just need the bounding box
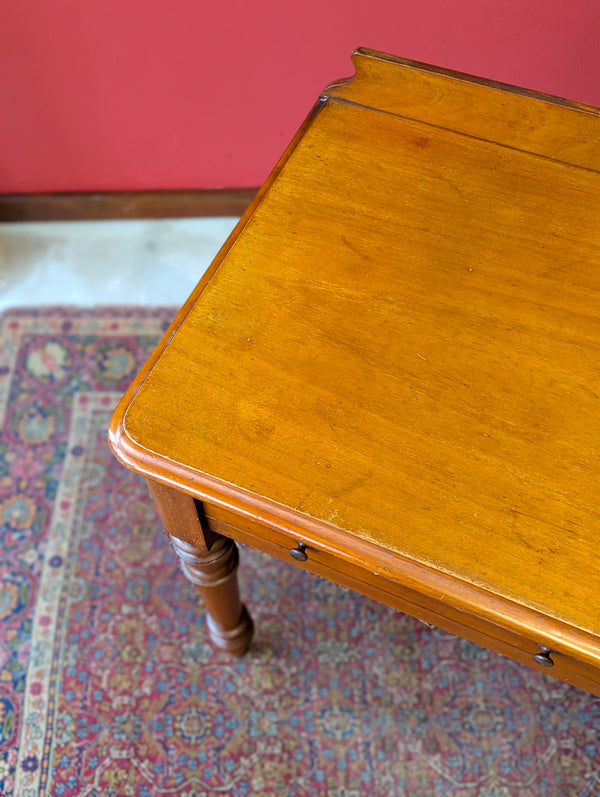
[532,649,554,668]
[289,542,308,562]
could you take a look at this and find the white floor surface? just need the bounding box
[0,217,240,312]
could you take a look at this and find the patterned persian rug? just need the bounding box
[1,306,600,797]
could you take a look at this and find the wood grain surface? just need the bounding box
[110,50,600,689]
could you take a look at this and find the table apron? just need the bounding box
[201,501,600,696]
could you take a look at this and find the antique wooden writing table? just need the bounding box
[110,50,600,695]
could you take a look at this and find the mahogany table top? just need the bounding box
[111,49,600,678]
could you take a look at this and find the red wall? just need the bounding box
[2,0,600,193]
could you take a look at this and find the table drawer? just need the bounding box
[202,502,600,695]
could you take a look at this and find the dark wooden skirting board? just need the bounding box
[0,188,259,222]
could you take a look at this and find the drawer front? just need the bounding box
[202,502,600,696]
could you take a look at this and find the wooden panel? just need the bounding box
[327,49,600,171]
[0,188,258,222]
[122,95,600,640]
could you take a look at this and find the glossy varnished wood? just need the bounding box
[327,49,600,170]
[110,50,600,692]
[147,479,254,656]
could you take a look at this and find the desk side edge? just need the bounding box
[107,412,600,673]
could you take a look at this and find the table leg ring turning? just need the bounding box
[170,535,254,657]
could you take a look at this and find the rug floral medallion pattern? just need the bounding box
[1,307,600,797]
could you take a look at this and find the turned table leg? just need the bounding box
[146,478,254,656]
